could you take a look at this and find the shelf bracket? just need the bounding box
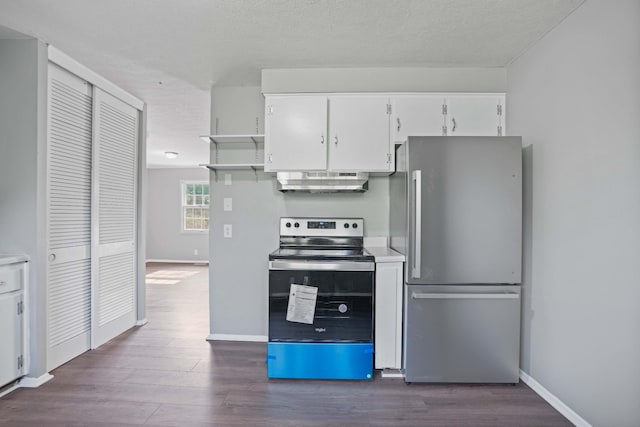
[250,136,260,164]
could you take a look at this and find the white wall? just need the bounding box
[0,38,49,378]
[507,1,640,425]
[146,167,210,262]
[262,67,507,93]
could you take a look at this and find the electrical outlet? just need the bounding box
[224,174,232,186]
[223,197,232,211]
[223,224,232,238]
[194,249,198,256]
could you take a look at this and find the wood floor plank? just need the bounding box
[0,263,573,426]
[0,399,160,425]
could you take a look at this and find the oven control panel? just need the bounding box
[280,217,364,237]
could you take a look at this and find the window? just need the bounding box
[182,181,210,232]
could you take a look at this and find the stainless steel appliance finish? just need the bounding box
[390,136,523,384]
[404,284,521,383]
[277,172,369,193]
[393,136,523,285]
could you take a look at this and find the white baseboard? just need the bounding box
[18,373,54,388]
[380,369,404,378]
[135,318,149,326]
[520,369,591,427]
[146,259,209,264]
[207,334,268,343]
[145,259,209,264]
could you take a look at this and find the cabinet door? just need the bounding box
[46,63,93,370]
[445,95,504,136]
[264,96,327,171]
[91,88,139,349]
[328,96,391,172]
[374,262,404,370]
[0,292,22,387]
[392,95,445,142]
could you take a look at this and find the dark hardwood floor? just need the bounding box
[0,262,571,426]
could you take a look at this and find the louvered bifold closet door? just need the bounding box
[91,88,139,348]
[46,64,93,370]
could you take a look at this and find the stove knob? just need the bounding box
[344,223,349,229]
[352,223,358,229]
[285,222,291,228]
[294,222,300,228]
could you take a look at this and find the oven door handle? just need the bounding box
[269,260,374,272]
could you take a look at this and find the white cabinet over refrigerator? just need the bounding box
[444,94,505,137]
[391,94,505,143]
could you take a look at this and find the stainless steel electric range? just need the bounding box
[267,217,375,380]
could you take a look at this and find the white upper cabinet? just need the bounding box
[391,95,446,143]
[264,95,393,173]
[264,95,328,172]
[328,96,392,172]
[445,94,505,136]
[264,92,506,173]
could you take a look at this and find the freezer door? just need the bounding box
[407,136,522,284]
[404,285,521,383]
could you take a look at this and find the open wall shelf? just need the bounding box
[199,135,265,180]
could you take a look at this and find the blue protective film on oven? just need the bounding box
[266,342,374,380]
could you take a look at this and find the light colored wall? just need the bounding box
[262,67,507,93]
[208,85,389,338]
[211,86,265,135]
[146,167,210,262]
[507,1,640,426]
[0,38,49,378]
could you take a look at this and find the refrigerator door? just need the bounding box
[404,284,521,383]
[406,136,522,285]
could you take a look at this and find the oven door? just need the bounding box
[269,260,374,343]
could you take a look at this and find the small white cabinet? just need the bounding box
[0,259,27,388]
[374,260,404,370]
[264,95,328,171]
[264,95,393,173]
[391,95,446,142]
[328,96,392,172]
[445,94,505,136]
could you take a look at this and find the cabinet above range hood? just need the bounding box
[277,172,369,193]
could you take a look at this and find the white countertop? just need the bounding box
[365,246,405,263]
[0,254,30,266]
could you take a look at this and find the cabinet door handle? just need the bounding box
[451,117,457,133]
[334,135,338,145]
[48,253,56,262]
[321,135,324,144]
[397,117,401,132]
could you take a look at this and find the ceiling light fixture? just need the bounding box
[164,151,179,159]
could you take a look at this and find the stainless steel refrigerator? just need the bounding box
[390,136,522,383]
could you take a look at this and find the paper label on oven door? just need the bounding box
[286,284,318,324]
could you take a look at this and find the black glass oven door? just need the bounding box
[269,269,374,343]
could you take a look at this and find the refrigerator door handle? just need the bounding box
[412,170,422,278]
[411,292,520,300]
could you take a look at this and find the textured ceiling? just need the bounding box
[0,0,583,167]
